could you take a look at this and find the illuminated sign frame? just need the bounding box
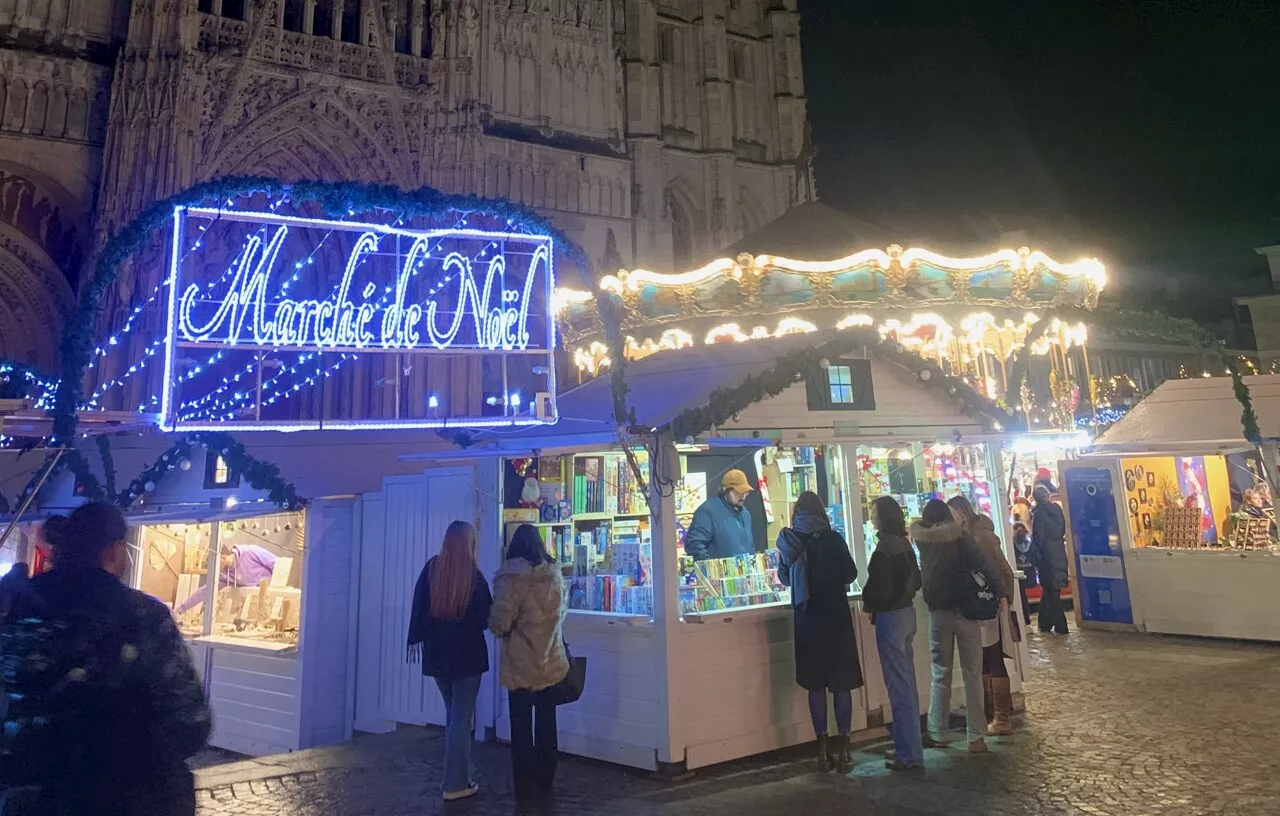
[160,206,559,432]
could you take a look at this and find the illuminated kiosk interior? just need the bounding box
[389,242,1107,771]
[1067,375,1280,642]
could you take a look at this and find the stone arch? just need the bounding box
[664,176,703,271]
[737,185,769,239]
[205,90,404,184]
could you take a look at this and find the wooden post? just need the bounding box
[648,430,683,766]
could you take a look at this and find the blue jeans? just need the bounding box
[875,606,924,765]
[434,675,481,793]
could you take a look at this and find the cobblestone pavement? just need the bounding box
[195,630,1280,816]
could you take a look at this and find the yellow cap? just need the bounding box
[721,469,753,493]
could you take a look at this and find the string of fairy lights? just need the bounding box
[170,215,511,424]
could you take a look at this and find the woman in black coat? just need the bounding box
[407,520,493,801]
[777,491,862,773]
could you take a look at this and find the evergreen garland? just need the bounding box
[666,330,1017,443]
[39,176,595,507]
[1227,359,1262,444]
[118,431,304,511]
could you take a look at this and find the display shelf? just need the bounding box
[574,511,649,522]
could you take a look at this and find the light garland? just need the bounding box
[596,245,1108,298]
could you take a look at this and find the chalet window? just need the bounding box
[313,3,333,37]
[806,359,875,411]
[222,0,246,20]
[204,453,241,490]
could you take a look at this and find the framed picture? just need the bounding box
[1125,474,1137,492]
[1128,497,1140,516]
[1138,488,1148,504]
[1141,513,1152,530]
[1146,471,1156,487]
[1135,465,1146,481]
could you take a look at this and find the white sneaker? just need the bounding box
[444,783,479,802]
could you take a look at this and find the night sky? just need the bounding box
[798,1,1280,325]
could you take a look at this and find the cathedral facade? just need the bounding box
[0,0,810,372]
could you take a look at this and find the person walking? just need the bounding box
[407,520,493,802]
[1,502,211,816]
[911,499,1006,754]
[861,496,924,772]
[948,496,1018,737]
[1031,485,1070,635]
[776,492,862,774]
[490,525,569,802]
[0,561,31,622]
[1012,521,1035,626]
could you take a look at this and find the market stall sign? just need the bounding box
[160,206,558,432]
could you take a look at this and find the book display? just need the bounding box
[504,450,653,616]
[678,551,788,614]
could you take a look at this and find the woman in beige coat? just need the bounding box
[948,496,1018,736]
[490,524,569,802]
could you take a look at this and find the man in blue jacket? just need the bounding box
[685,469,756,560]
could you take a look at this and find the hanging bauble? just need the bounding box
[144,481,156,492]
[919,370,932,382]
[179,459,192,472]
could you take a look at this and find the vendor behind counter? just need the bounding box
[685,469,757,561]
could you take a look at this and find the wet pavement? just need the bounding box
[195,629,1280,815]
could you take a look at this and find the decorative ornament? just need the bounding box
[144,481,156,492]
[179,459,192,472]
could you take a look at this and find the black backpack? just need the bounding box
[955,539,1000,622]
[0,605,124,789]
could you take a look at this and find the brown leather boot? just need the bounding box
[988,677,1015,736]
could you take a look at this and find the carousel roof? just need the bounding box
[1094,375,1280,451]
[716,202,893,260]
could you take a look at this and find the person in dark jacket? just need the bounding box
[2,502,211,816]
[1031,486,1070,635]
[776,491,862,774]
[862,496,924,771]
[912,499,1006,754]
[407,520,493,802]
[684,469,756,560]
[0,561,31,622]
[1012,523,1035,626]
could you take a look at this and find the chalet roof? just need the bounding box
[1093,375,1280,451]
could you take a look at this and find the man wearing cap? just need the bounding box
[684,469,757,561]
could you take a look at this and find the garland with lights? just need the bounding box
[117,432,304,511]
[666,331,1016,444]
[1000,305,1264,442]
[35,176,594,506]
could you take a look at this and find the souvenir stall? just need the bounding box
[29,434,365,757]
[1066,375,1280,641]
[412,329,1034,772]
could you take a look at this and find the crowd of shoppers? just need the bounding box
[0,488,1064,809]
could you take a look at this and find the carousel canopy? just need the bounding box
[1093,375,1280,451]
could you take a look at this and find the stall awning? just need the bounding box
[422,334,830,457]
[1093,375,1280,451]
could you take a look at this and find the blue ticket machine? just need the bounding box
[1060,464,1135,627]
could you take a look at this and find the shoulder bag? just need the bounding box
[542,640,587,706]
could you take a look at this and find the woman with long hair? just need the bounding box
[911,498,1006,754]
[490,524,568,801]
[3,502,210,815]
[776,491,862,773]
[861,496,924,771]
[407,520,493,802]
[947,495,1018,736]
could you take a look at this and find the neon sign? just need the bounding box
[160,206,558,432]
